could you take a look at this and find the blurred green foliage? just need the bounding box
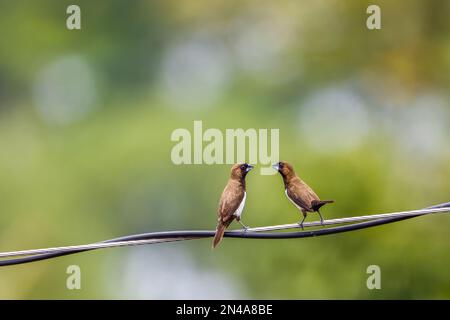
[0,0,449,299]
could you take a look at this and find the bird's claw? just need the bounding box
[238,220,249,231]
[298,222,304,230]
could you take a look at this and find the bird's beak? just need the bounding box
[272,163,280,171]
[245,164,254,172]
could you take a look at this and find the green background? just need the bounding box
[0,0,449,299]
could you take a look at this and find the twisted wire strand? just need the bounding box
[0,202,449,267]
[1,205,449,258]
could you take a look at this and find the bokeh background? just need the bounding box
[0,0,449,299]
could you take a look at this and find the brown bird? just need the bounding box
[212,163,254,248]
[273,161,333,229]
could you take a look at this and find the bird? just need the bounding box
[212,163,254,248]
[272,161,334,229]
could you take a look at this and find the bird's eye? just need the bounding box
[240,165,246,170]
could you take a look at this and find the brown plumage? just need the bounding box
[273,161,334,229]
[212,163,253,248]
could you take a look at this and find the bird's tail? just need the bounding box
[212,223,227,249]
[311,200,334,211]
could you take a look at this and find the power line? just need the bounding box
[0,202,449,267]
[1,205,449,258]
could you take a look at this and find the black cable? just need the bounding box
[1,202,449,267]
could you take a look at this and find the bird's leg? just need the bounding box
[299,210,307,230]
[298,216,306,230]
[239,221,249,231]
[317,209,325,226]
[236,217,249,231]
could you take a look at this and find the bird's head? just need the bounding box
[230,163,254,180]
[272,161,295,178]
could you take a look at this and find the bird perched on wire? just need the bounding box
[212,163,254,249]
[272,161,334,229]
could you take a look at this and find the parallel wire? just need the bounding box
[230,206,450,232]
[0,203,450,266]
[0,238,193,258]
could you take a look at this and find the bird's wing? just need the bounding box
[304,184,320,202]
[218,181,245,223]
[286,187,310,211]
[286,179,319,211]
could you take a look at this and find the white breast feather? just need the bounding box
[233,192,246,218]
